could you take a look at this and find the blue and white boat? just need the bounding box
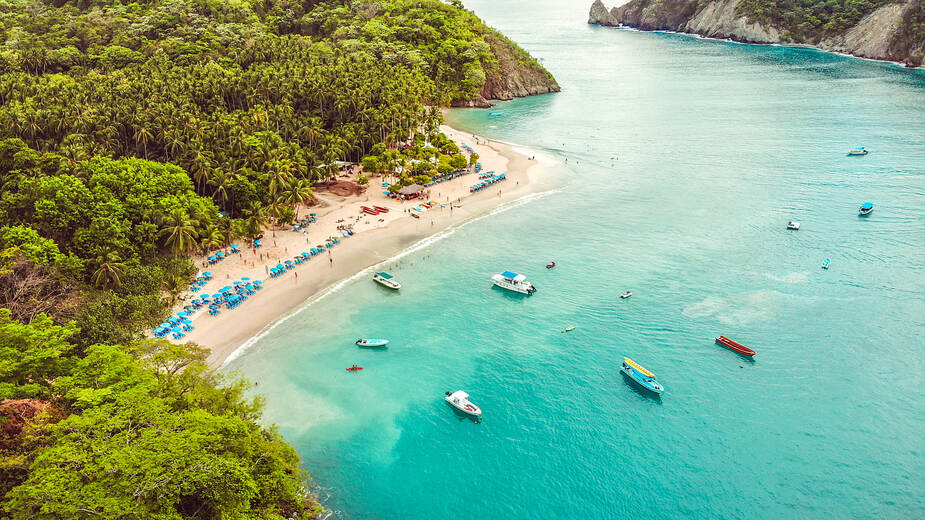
[859,202,874,215]
[356,338,389,347]
[621,357,664,394]
[847,147,868,156]
[491,271,536,294]
[821,258,831,270]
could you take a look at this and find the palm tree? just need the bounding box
[91,252,126,289]
[159,209,199,254]
[243,204,269,238]
[278,178,316,212]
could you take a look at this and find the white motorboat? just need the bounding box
[821,258,831,270]
[787,221,800,230]
[356,338,389,347]
[444,391,481,416]
[847,147,868,156]
[373,271,401,289]
[491,271,536,294]
[620,291,632,299]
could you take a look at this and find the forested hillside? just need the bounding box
[0,0,557,517]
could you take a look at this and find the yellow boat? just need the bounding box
[621,357,663,394]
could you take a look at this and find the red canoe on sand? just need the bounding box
[373,206,389,213]
[715,336,756,356]
[361,206,378,215]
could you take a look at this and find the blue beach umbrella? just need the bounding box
[216,251,224,257]
[231,244,239,248]
[181,319,192,325]
[218,287,231,293]
[276,264,285,270]
[203,271,212,276]
[254,280,263,285]
[242,277,251,281]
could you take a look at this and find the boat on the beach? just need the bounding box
[620,357,664,394]
[346,365,364,371]
[821,258,831,269]
[373,205,390,213]
[620,291,632,299]
[847,147,868,156]
[373,271,401,290]
[445,391,481,416]
[715,336,756,357]
[859,202,874,215]
[491,271,536,294]
[546,262,556,269]
[787,221,801,230]
[361,206,378,215]
[356,338,389,347]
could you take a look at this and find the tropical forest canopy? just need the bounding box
[0,0,555,517]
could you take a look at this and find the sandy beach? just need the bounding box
[174,125,562,367]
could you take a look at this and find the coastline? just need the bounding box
[177,125,563,368]
[603,24,925,71]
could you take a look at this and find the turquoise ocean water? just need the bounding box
[226,1,925,517]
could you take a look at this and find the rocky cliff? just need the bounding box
[457,31,561,108]
[589,0,925,67]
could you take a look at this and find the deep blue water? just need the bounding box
[226,1,925,517]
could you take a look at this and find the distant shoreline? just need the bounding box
[602,24,925,71]
[174,124,563,368]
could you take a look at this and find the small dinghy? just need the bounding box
[561,326,576,333]
[787,221,801,230]
[847,147,868,156]
[445,391,481,417]
[620,291,632,299]
[546,262,556,269]
[715,336,756,357]
[859,202,874,216]
[356,338,389,347]
[346,365,364,371]
[821,258,831,270]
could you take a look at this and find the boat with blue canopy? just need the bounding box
[356,338,389,347]
[847,147,868,156]
[621,357,664,394]
[491,271,536,294]
[859,202,874,215]
[373,271,401,289]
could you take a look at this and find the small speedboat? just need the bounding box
[491,271,536,294]
[787,221,800,230]
[821,258,831,269]
[489,112,503,116]
[546,262,556,269]
[847,147,868,156]
[621,357,663,394]
[620,291,632,299]
[859,202,873,215]
[561,326,576,333]
[715,336,756,357]
[373,271,401,289]
[346,365,364,371]
[444,391,481,416]
[356,338,389,347]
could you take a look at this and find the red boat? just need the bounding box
[546,262,556,269]
[361,206,378,215]
[346,365,364,371]
[715,336,756,356]
[374,206,389,213]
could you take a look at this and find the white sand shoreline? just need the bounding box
[174,125,564,368]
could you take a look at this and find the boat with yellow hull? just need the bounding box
[621,357,664,394]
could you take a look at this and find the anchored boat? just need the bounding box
[355,338,389,347]
[821,258,831,269]
[621,357,664,394]
[715,336,756,357]
[491,271,536,294]
[859,202,874,216]
[445,391,481,417]
[373,271,401,289]
[787,221,801,230]
[847,147,868,156]
[620,291,632,299]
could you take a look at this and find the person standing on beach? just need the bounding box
[329,257,333,267]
